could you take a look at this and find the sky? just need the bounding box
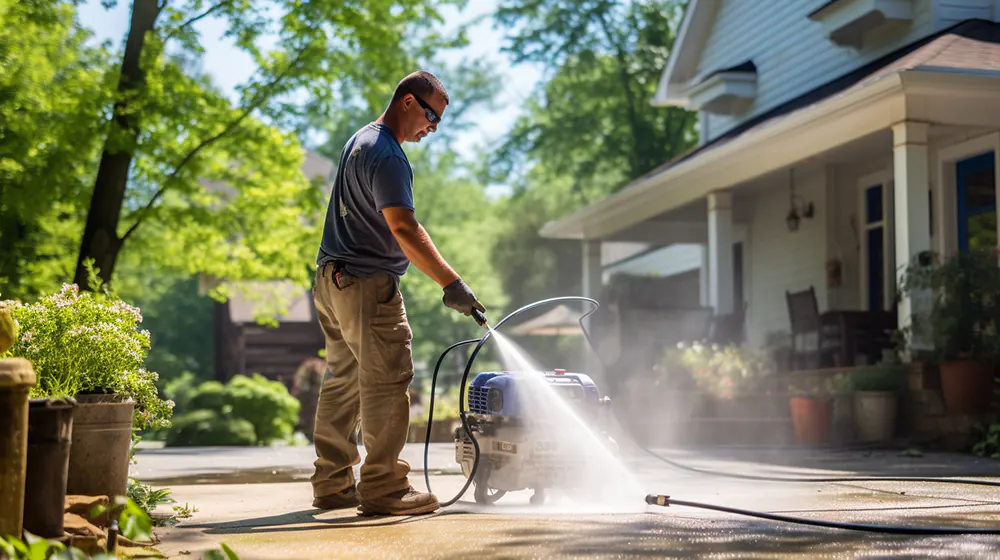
[75,0,544,174]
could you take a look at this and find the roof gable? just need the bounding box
[654,0,719,107]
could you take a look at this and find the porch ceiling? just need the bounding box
[542,20,1000,242]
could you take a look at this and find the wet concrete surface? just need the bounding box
[147,445,1000,559]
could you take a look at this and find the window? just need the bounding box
[864,185,885,311]
[956,152,996,252]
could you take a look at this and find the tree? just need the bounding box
[73,0,466,290]
[0,0,111,298]
[493,0,695,196]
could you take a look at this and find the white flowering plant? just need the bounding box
[665,342,773,400]
[0,282,173,430]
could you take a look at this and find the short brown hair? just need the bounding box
[392,71,449,105]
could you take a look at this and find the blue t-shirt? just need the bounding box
[317,123,414,278]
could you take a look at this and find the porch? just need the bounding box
[544,22,1000,369]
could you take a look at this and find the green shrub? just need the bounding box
[188,380,229,412]
[849,365,907,392]
[166,410,257,447]
[161,371,201,412]
[227,374,300,445]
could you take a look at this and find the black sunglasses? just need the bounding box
[410,93,441,124]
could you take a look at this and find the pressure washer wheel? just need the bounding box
[473,463,506,505]
[529,489,546,506]
[474,483,506,505]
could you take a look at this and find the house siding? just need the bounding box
[695,0,936,143]
[937,0,994,26]
[746,165,828,347]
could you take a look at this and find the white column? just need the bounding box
[892,121,931,341]
[708,191,735,315]
[581,240,603,376]
[698,244,710,307]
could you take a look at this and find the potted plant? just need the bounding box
[667,342,773,416]
[0,280,173,500]
[899,250,1000,413]
[848,361,906,443]
[788,373,848,445]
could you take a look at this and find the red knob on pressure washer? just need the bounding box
[471,308,488,327]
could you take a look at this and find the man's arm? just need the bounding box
[382,207,459,288]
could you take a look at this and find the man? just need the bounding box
[311,71,486,516]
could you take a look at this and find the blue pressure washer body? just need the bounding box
[454,369,615,505]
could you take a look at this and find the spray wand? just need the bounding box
[471,308,489,329]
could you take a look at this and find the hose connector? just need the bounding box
[646,494,670,507]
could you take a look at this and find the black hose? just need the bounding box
[646,495,1000,535]
[634,445,1000,488]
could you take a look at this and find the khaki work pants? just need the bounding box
[311,263,414,501]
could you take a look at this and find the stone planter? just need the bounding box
[789,396,833,445]
[66,395,135,500]
[852,391,898,443]
[24,398,75,538]
[939,360,995,414]
[0,358,34,538]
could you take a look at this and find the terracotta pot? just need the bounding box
[66,395,134,500]
[789,396,833,445]
[939,360,995,414]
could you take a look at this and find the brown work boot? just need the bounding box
[313,488,360,510]
[357,487,439,516]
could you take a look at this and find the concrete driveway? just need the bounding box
[138,444,1000,559]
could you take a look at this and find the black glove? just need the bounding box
[442,279,486,317]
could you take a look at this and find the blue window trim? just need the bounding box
[956,151,995,252]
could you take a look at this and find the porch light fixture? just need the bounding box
[786,168,814,232]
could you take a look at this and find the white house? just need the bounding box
[542,0,1000,354]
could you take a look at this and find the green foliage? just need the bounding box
[789,373,850,399]
[164,373,299,446]
[0,531,114,560]
[3,498,153,559]
[0,282,172,430]
[972,423,1000,459]
[226,374,301,445]
[0,0,111,298]
[120,276,215,383]
[126,477,181,527]
[166,409,258,447]
[848,364,907,392]
[664,342,773,399]
[899,249,1000,361]
[203,544,241,560]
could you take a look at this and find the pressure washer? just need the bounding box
[424,296,1000,535]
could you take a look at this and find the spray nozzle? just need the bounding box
[471,308,488,328]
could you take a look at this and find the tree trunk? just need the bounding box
[74,0,161,290]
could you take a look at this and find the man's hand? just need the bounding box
[442,279,486,317]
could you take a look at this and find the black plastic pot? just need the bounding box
[23,398,76,538]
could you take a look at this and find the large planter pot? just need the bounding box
[789,396,833,445]
[939,360,995,414]
[66,395,135,500]
[23,398,75,538]
[852,391,898,443]
[0,358,34,539]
